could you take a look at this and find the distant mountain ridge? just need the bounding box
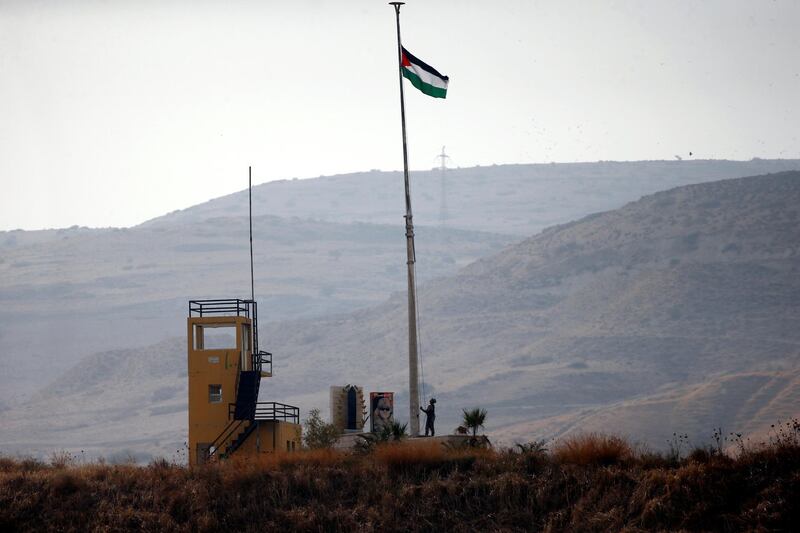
[2,170,798,458]
[143,159,800,236]
[6,159,797,406]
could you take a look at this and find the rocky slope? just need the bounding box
[3,171,799,458]
[0,216,510,404]
[259,171,800,444]
[3,159,797,407]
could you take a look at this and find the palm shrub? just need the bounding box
[387,421,408,441]
[462,408,487,437]
[461,408,490,448]
[355,421,408,453]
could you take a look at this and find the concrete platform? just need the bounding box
[332,433,489,451]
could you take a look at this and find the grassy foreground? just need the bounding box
[2,432,799,532]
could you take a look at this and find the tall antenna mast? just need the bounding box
[436,146,450,226]
[249,166,255,302]
[390,1,421,437]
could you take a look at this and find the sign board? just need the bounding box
[370,392,394,433]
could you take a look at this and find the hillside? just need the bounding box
[2,159,797,408]
[0,339,186,460]
[2,171,799,458]
[260,171,800,445]
[0,216,510,404]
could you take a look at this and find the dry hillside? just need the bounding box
[3,171,799,458]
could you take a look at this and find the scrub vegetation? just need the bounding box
[2,421,799,532]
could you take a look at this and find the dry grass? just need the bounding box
[373,440,445,466]
[1,428,799,532]
[242,448,347,470]
[372,441,484,478]
[552,432,634,466]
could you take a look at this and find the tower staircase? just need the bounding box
[234,370,260,420]
[190,299,298,462]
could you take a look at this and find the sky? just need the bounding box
[1,0,798,231]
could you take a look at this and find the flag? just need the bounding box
[401,47,449,99]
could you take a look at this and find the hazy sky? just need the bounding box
[1,0,798,231]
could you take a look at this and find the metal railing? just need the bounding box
[189,299,254,318]
[255,402,300,423]
[226,401,299,424]
[253,350,272,375]
[189,299,264,359]
[207,418,247,460]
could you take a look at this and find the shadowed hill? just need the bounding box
[6,160,797,406]
[2,171,799,457]
[0,215,510,404]
[259,171,800,444]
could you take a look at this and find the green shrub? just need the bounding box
[302,408,339,449]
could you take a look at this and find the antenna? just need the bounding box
[435,146,451,226]
[249,166,255,302]
[436,145,450,172]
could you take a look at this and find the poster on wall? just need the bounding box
[370,392,394,433]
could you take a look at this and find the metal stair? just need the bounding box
[233,370,260,420]
[221,420,259,459]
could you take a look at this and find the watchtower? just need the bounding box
[187,299,300,465]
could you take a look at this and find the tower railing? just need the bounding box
[189,299,254,317]
[253,350,272,375]
[189,298,263,355]
[254,402,300,423]
[227,401,300,424]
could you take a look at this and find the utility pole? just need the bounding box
[249,166,255,302]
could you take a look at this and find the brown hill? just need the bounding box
[2,170,799,458]
[2,159,798,407]
[496,371,800,449]
[259,171,800,445]
[0,215,509,404]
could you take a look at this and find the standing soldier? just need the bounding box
[420,398,436,437]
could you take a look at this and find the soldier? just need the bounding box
[420,398,436,437]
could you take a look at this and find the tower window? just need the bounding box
[209,385,222,403]
[193,324,237,350]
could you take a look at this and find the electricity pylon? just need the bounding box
[435,146,451,227]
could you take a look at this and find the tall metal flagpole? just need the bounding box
[390,1,420,437]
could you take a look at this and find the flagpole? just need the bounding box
[390,1,420,437]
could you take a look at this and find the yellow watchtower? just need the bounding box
[187,299,301,465]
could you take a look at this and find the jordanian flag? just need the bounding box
[401,47,449,99]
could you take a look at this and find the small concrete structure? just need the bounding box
[332,433,489,451]
[330,385,366,432]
